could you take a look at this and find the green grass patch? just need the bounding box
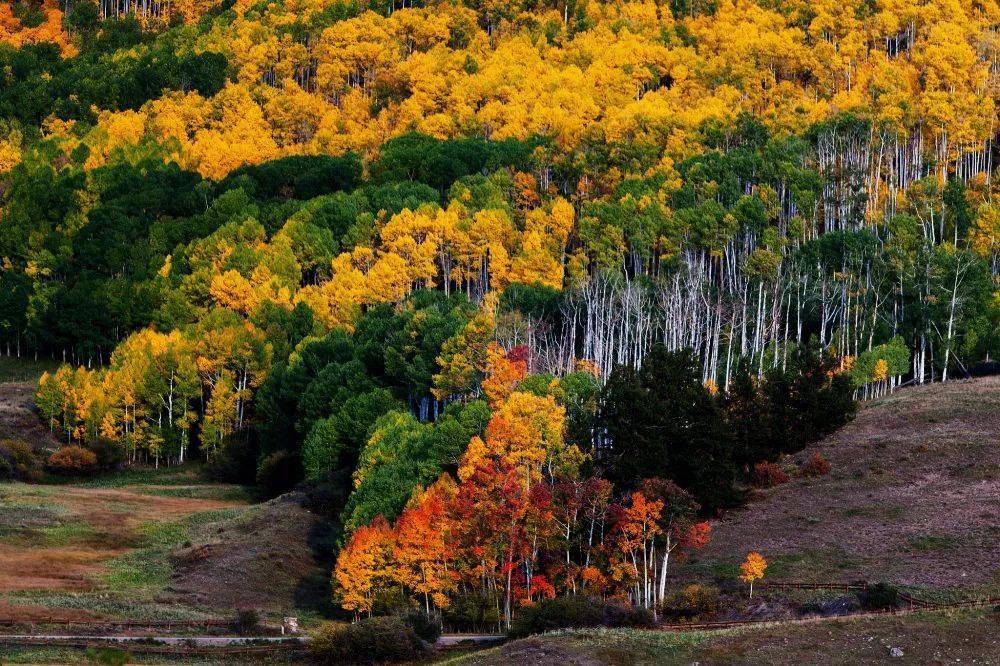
[37,520,97,546]
[841,504,905,519]
[440,627,720,665]
[907,534,960,552]
[97,505,255,597]
[0,500,70,527]
[0,355,60,383]
[76,464,209,488]
[0,591,219,622]
[136,484,255,502]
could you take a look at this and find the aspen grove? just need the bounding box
[1,0,998,623]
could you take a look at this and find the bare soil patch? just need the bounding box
[694,377,1000,593]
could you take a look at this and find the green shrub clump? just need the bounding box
[0,439,42,481]
[508,596,654,639]
[308,616,428,665]
[857,582,899,610]
[662,584,720,619]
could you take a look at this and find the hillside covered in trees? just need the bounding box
[1,0,998,636]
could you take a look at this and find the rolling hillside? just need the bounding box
[694,376,1000,597]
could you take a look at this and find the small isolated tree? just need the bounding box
[740,551,767,598]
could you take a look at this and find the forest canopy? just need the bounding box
[2,0,998,628]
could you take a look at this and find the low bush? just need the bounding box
[662,584,720,619]
[401,610,441,643]
[751,461,790,488]
[800,452,831,477]
[857,582,899,610]
[233,608,260,634]
[508,596,654,638]
[206,433,259,484]
[307,617,427,665]
[256,450,303,499]
[47,445,98,476]
[88,438,125,471]
[0,439,42,481]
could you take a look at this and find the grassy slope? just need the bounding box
[0,357,335,627]
[0,467,252,621]
[691,376,1000,599]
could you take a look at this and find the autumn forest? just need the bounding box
[1,0,999,640]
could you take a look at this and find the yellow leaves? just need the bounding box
[969,204,999,261]
[873,358,890,382]
[0,136,22,173]
[0,0,75,57]
[482,343,527,406]
[740,551,767,585]
[210,270,257,314]
[458,390,582,486]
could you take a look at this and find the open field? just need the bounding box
[0,468,251,622]
[689,376,1000,599]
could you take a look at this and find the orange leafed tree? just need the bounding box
[333,516,396,617]
[740,551,767,598]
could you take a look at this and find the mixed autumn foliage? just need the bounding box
[1,0,998,627]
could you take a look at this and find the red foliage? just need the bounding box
[506,345,531,365]
[800,452,831,477]
[47,445,97,476]
[751,461,790,488]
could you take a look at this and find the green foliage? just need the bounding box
[857,582,900,611]
[341,400,487,535]
[372,133,534,193]
[662,584,720,619]
[599,345,740,510]
[307,617,428,665]
[221,154,362,201]
[0,34,228,125]
[256,450,304,499]
[508,596,655,639]
[0,439,42,482]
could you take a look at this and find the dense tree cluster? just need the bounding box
[2,0,998,627]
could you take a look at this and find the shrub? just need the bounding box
[800,452,831,477]
[205,433,258,484]
[307,617,427,665]
[751,461,790,488]
[508,596,654,639]
[0,439,42,481]
[663,584,720,619]
[233,608,260,634]
[401,610,441,643]
[256,450,303,499]
[89,438,124,471]
[47,445,98,476]
[858,582,899,610]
